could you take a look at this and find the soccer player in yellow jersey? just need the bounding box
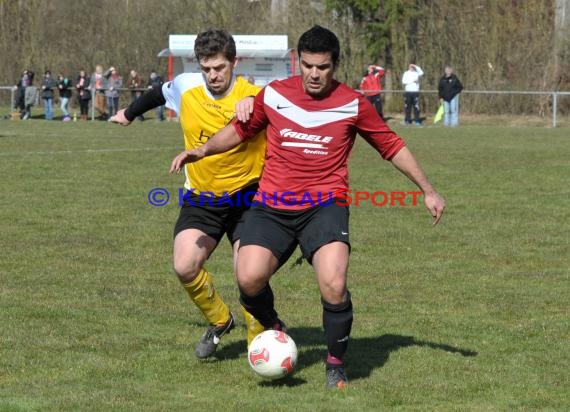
[110,29,265,358]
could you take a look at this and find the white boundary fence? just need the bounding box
[0,86,151,121]
[358,89,570,128]
[3,86,570,127]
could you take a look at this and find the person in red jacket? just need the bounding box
[360,64,386,120]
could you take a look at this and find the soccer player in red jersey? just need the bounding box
[170,25,445,389]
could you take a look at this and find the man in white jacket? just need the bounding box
[402,64,424,126]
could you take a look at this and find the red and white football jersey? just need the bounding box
[233,75,405,209]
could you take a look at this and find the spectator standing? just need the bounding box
[14,70,30,115]
[41,70,57,120]
[360,64,386,120]
[127,69,145,121]
[22,71,37,120]
[91,64,108,120]
[401,63,424,126]
[104,67,122,118]
[75,69,91,120]
[147,70,165,121]
[438,66,464,127]
[57,73,73,121]
[15,70,34,119]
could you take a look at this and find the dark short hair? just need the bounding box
[194,28,236,62]
[297,25,340,68]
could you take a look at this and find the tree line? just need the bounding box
[1,0,568,114]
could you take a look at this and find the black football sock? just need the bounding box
[239,283,278,328]
[322,291,353,366]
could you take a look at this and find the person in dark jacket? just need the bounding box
[14,70,30,114]
[41,70,57,120]
[438,66,464,127]
[76,69,91,120]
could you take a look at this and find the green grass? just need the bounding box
[0,117,568,411]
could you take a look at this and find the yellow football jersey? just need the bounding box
[163,73,266,197]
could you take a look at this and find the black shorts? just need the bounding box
[173,183,258,244]
[239,201,350,266]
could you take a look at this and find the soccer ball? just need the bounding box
[248,330,298,380]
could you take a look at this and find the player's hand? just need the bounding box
[235,96,255,122]
[109,109,130,126]
[424,191,446,225]
[169,148,206,174]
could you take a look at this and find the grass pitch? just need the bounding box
[0,117,568,411]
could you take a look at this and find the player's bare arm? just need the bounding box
[390,147,446,225]
[169,123,243,174]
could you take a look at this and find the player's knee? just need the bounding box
[322,290,352,312]
[236,263,272,295]
[236,271,266,296]
[320,284,349,306]
[172,258,202,283]
[236,253,275,294]
[318,274,348,304]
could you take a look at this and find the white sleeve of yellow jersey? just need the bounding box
[161,72,204,115]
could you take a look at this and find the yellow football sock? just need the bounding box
[242,306,265,347]
[182,268,230,326]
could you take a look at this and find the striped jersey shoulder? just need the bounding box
[262,78,361,128]
[265,76,363,106]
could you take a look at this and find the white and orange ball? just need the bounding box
[248,330,297,380]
